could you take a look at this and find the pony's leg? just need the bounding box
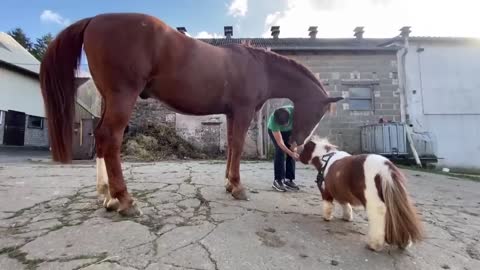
[225,114,233,193]
[95,93,141,217]
[323,200,334,221]
[366,201,387,251]
[322,189,334,221]
[96,157,119,211]
[228,111,254,200]
[342,203,353,221]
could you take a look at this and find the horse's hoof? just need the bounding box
[225,179,233,193]
[232,188,249,201]
[118,202,142,217]
[342,215,353,222]
[104,198,120,212]
[323,215,333,221]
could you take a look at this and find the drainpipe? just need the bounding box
[398,27,422,167]
[398,29,409,124]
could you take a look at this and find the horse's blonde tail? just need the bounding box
[383,161,424,248]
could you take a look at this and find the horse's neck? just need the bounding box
[262,52,323,102]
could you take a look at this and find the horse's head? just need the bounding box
[298,136,339,165]
[289,97,343,150]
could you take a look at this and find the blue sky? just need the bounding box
[2,0,479,41]
[0,0,287,40]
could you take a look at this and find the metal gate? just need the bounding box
[3,110,26,146]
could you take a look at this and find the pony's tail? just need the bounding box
[40,17,92,163]
[383,161,424,248]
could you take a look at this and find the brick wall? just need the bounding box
[283,51,400,153]
[24,115,49,148]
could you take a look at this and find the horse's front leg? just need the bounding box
[224,114,233,193]
[227,110,254,200]
[322,188,334,221]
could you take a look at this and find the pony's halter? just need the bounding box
[315,152,336,190]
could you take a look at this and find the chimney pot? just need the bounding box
[308,26,318,39]
[176,27,187,35]
[224,26,233,38]
[353,26,364,39]
[271,26,280,39]
[400,26,411,38]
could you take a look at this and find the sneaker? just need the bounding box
[272,179,287,192]
[284,179,300,191]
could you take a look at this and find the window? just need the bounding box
[28,115,44,129]
[348,87,373,110]
[0,111,4,125]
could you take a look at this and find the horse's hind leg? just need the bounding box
[95,91,141,217]
[225,114,233,193]
[96,157,119,211]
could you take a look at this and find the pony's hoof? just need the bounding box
[232,188,249,201]
[367,241,384,252]
[342,215,353,222]
[104,198,120,212]
[118,202,142,217]
[323,216,333,221]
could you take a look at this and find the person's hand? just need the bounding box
[289,151,299,161]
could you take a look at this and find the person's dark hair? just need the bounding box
[274,108,290,126]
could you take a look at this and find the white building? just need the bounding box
[388,28,480,171]
[0,32,48,147]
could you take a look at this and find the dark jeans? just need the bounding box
[268,129,295,181]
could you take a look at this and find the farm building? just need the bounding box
[0,32,99,159]
[383,29,480,170]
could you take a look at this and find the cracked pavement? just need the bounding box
[0,160,479,270]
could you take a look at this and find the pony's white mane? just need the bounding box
[310,135,338,150]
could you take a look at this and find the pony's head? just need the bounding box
[289,97,343,149]
[298,136,339,165]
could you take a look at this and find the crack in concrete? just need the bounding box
[198,242,219,270]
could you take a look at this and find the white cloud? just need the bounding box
[40,10,70,26]
[263,0,480,38]
[195,31,223,38]
[228,0,248,17]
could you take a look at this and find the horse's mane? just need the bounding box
[242,45,328,96]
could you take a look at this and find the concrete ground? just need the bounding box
[0,159,479,270]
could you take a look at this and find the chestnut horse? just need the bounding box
[299,137,423,251]
[40,13,342,216]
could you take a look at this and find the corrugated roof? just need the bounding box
[0,32,40,74]
[198,37,400,51]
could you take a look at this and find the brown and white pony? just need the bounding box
[39,13,343,216]
[299,137,423,251]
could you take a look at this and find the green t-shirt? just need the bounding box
[267,105,294,132]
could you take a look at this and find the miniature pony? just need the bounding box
[298,136,423,251]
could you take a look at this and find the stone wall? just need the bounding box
[283,51,400,153]
[130,98,176,130]
[24,115,49,148]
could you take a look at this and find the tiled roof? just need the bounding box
[0,32,40,74]
[198,37,400,51]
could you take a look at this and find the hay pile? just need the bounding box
[121,124,210,161]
